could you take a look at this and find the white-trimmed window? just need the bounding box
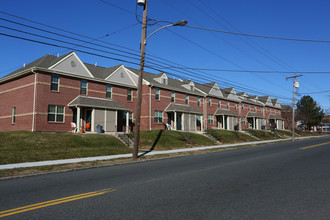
[185,94,189,105]
[171,91,175,102]
[218,99,221,107]
[127,88,132,101]
[12,107,16,124]
[80,80,87,95]
[227,101,229,109]
[51,75,59,91]
[242,117,246,125]
[197,96,200,107]
[106,84,112,98]
[242,103,244,110]
[155,88,160,100]
[48,105,64,122]
[208,114,214,125]
[154,111,163,123]
[235,103,237,110]
[209,97,212,107]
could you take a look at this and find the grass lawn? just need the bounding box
[294,129,323,136]
[0,131,132,164]
[129,130,216,150]
[244,129,281,140]
[273,129,292,138]
[206,129,257,143]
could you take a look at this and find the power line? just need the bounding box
[186,25,330,43]
[0,12,292,101]
[299,90,330,94]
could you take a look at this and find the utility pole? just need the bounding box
[133,0,148,159]
[286,74,302,141]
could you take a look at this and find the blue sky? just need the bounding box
[1,0,329,113]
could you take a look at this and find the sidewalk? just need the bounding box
[0,136,326,170]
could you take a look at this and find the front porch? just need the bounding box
[165,103,203,132]
[214,108,239,130]
[68,96,132,133]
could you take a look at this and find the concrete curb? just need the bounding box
[0,135,327,170]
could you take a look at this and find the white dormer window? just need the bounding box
[190,85,194,91]
[162,78,168,85]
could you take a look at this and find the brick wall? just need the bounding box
[0,73,35,131]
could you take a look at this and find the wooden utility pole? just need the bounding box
[286,74,302,141]
[133,0,148,159]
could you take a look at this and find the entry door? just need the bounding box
[224,116,228,130]
[176,113,182,131]
[167,113,173,126]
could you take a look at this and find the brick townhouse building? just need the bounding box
[0,52,284,133]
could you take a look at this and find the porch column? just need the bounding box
[77,107,81,132]
[221,115,225,129]
[174,112,177,130]
[201,115,204,131]
[126,112,129,133]
[253,117,255,129]
[283,120,285,130]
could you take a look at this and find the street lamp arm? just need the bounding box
[144,20,188,44]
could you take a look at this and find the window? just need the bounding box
[190,85,194,91]
[51,75,59,91]
[154,111,163,123]
[218,99,221,107]
[171,91,175,102]
[196,115,201,126]
[80,80,87,95]
[155,88,160,100]
[242,117,246,125]
[208,115,214,125]
[260,108,262,113]
[242,103,244,110]
[12,107,16,124]
[197,96,200,107]
[227,101,229,109]
[248,104,250,111]
[254,106,256,111]
[106,84,112,99]
[185,94,189,105]
[235,103,237,110]
[48,105,64,122]
[163,78,167,85]
[127,88,132,101]
[209,97,212,107]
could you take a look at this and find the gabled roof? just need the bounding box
[68,96,131,111]
[126,67,204,96]
[85,63,121,79]
[269,114,283,120]
[246,112,265,118]
[5,53,70,77]
[194,82,215,94]
[214,108,238,117]
[165,103,202,114]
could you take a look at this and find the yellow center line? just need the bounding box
[0,188,117,218]
[300,141,330,150]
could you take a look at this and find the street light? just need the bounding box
[133,0,187,159]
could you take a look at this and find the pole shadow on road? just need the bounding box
[138,130,163,158]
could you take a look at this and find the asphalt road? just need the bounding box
[0,137,329,219]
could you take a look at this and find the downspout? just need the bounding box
[31,69,37,132]
[149,84,153,130]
